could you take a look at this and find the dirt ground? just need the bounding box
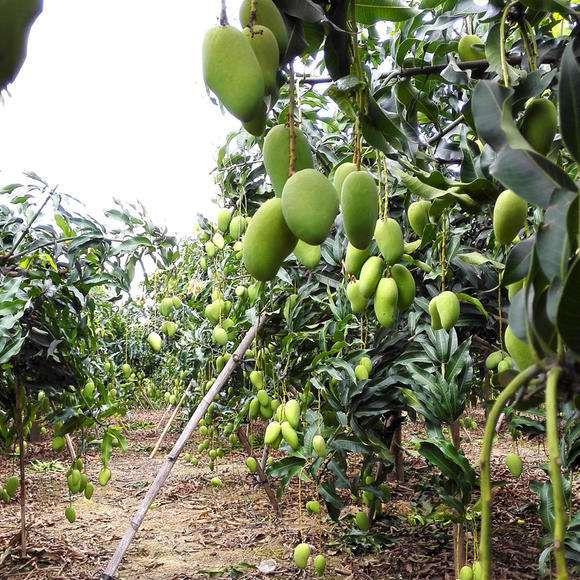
[0,407,575,579]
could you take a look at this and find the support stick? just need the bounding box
[65,434,77,460]
[156,401,173,430]
[149,381,194,459]
[100,316,264,580]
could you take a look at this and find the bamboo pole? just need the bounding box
[149,381,194,459]
[156,401,174,429]
[65,434,76,460]
[100,316,264,580]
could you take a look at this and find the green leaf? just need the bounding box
[456,292,488,317]
[504,236,534,285]
[557,258,580,356]
[558,38,580,163]
[356,0,419,23]
[400,173,449,200]
[456,251,502,268]
[484,24,519,85]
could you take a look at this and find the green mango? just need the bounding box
[312,434,326,457]
[333,162,357,203]
[212,326,228,345]
[65,506,76,523]
[84,482,94,500]
[407,200,431,236]
[243,25,279,94]
[430,291,460,331]
[344,243,370,276]
[346,281,367,313]
[248,397,260,419]
[250,370,264,388]
[493,189,527,246]
[243,198,297,281]
[459,565,473,580]
[229,215,247,239]
[355,510,370,531]
[375,218,404,265]
[245,457,258,473]
[147,332,162,352]
[358,256,384,298]
[504,326,535,370]
[98,467,111,486]
[281,421,300,450]
[202,25,264,122]
[359,356,372,373]
[281,169,338,245]
[374,277,398,328]
[306,500,321,514]
[520,98,557,155]
[257,389,270,406]
[506,452,523,477]
[239,0,288,56]
[485,350,505,370]
[217,208,232,233]
[210,477,222,487]
[205,241,217,257]
[390,264,416,310]
[284,399,300,429]
[263,125,314,197]
[4,475,19,498]
[341,170,379,249]
[294,240,321,269]
[264,421,282,446]
[355,363,369,380]
[314,554,326,576]
[293,543,311,569]
[457,34,485,61]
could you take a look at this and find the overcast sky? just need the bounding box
[0,0,242,235]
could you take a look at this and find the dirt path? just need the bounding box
[0,408,571,579]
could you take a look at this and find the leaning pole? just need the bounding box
[101,315,265,579]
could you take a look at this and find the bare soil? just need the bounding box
[0,407,573,579]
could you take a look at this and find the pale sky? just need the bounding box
[0,1,242,235]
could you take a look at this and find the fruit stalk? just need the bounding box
[478,364,540,579]
[499,1,518,86]
[349,0,364,170]
[287,61,297,176]
[545,366,569,580]
[219,0,228,26]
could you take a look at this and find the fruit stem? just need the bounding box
[545,366,569,579]
[249,0,257,29]
[499,1,518,87]
[478,363,540,579]
[287,60,297,177]
[497,269,504,351]
[219,0,228,26]
[349,0,364,170]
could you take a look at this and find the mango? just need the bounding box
[229,215,247,239]
[243,198,297,281]
[147,332,162,352]
[472,561,482,580]
[284,399,301,429]
[263,125,314,197]
[210,476,222,487]
[235,285,247,298]
[504,326,535,370]
[84,482,94,500]
[314,554,326,576]
[245,457,258,473]
[159,297,175,317]
[358,256,384,298]
[257,389,270,406]
[355,510,370,531]
[347,281,367,313]
[375,218,404,265]
[457,34,485,61]
[98,467,111,486]
[493,189,527,246]
[250,370,264,388]
[217,208,232,233]
[430,291,460,331]
[293,543,311,569]
[390,264,416,310]
[312,434,327,457]
[505,452,523,477]
[243,100,267,136]
[281,169,339,245]
[407,200,431,236]
[205,240,217,257]
[172,296,182,309]
[355,363,369,380]
[294,240,321,269]
[520,98,557,155]
[341,170,379,249]
[264,421,282,445]
[344,243,369,276]
[65,506,76,523]
[248,397,260,419]
[212,326,228,345]
[459,565,473,580]
[360,356,372,373]
[306,499,321,514]
[374,277,398,328]
[239,0,288,56]
[4,476,19,497]
[281,421,300,450]
[333,162,357,202]
[485,350,505,370]
[68,469,81,493]
[497,358,512,374]
[243,25,278,94]
[212,232,225,249]
[202,25,264,122]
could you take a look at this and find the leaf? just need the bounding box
[400,173,449,200]
[557,258,580,356]
[356,0,419,23]
[504,236,535,285]
[558,38,580,163]
[484,24,519,84]
[456,292,488,317]
[456,251,502,268]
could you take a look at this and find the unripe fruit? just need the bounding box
[355,510,370,531]
[98,467,111,486]
[293,543,311,569]
[257,389,270,407]
[459,565,473,580]
[243,198,297,281]
[230,215,247,240]
[306,500,321,514]
[504,326,535,370]
[121,363,132,378]
[281,421,300,450]
[506,452,523,477]
[264,421,282,446]
[360,356,372,373]
[212,232,225,250]
[159,297,175,317]
[171,296,182,309]
[217,208,232,233]
[341,170,378,250]
[493,189,527,246]
[390,264,416,310]
[294,240,321,269]
[212,326,228,345]
[281,169,339,245]
[284,399,301,429]
[239,0,289,56]
[333,162,357,203]
[210,476,222,487]
[314,554,326,576]
[263,125,314,197]
[485,350,505,370]
[472,561,482,580]
[497,358,512,374]
[245,457,258,473]
[202,25,264,122]
[429,292,460,331]
[147,332,162,352]
[374,277,399,328]
[5,476,19,497]
[84,482,94,500]
[250,370,264,389]
[205,241,217,257]
[243,102,267,136]
[65,506,76,523]
[243,25,279,94]
[344,243,370,276]
[235,285,247,298]
[248,397,260,420]
[355,364,369,381]
[407,200,431,236]
[457,34,485,61]
[359,256,384,298]
[312,434,327,457]
[347,281,367,314]
[52,436,65,451]
[375,218,404,265]
[520,98,557,155]
[68,469,81,493]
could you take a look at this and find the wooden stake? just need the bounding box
[65,434,76,460]
[100,316,264,580]
[156,401,174,430]
[149,382,194,459]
